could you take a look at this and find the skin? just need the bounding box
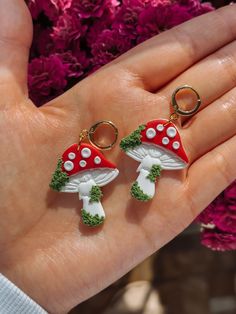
[0,1,235,313]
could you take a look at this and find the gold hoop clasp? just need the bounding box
[88,120,118,150]
[171,85,201,116]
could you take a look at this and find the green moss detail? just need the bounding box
[89,186,103,203]
[120,125,146,152]
[49,159,69,191]
[81,209,105,227]
[147,165,162,183]
[131,182,151,201]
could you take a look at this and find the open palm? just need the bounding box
[0,1,236,313]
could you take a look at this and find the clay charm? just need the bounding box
[50,143,119,226]
[120,119,188,201]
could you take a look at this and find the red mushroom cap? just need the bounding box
[140,119,188,163]
[61,143,116,176]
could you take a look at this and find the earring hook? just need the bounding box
[171,85,201,116]
[88,120,118,150]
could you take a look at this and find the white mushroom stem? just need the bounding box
[135,155,161,198]
[78,179,105,218]
[136,169,155,198]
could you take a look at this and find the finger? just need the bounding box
[120,5,236,91]
[156,39,236,123]
[183,88,236,163]
[46,5,236,113]
[186,135,236,217]
[0,0,33,102]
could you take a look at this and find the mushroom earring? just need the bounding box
[120,85,201,201]
[50,121,119,227]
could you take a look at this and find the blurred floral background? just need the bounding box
[25,0,236,312]
[27,0,213,106]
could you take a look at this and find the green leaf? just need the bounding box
[81,209,105,227]
[131,181,152,201]
[147,165,162,183]
[49,159,69,191]
[120,125,146,152]
[89,186,103,203]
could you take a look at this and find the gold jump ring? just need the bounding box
[88,120,118,150]
[171,85,201,116]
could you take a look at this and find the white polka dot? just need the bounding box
[162,137,169,145]
[167,127,177,138]
[173,141,180,150]
[68,152,76,160]
[79,160,87,168]
[81,148,91,158]
[64,161,74,171]
[156,124,164,131]
[146,128,156,139]
[94,156,101,165]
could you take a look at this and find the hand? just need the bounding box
[0,1,235,313]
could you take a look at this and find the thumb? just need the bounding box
[0,0,33,103]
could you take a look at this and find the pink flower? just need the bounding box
[201,230,236,251]
[42,0,73,21]
[57,51,89,78]
[199,201,236,234]
[87,20,111,47]
[28,55,69,106]
[91,29,132,67]
[137,2,192,43]
[31,26,54,57]
[86,8,117,46]
[51,12,87,51]
[137,5,160,43]
[28,0,73,21]
[112,0,145,39]
[196,202,215,225]
[71,0,119,19]
[224,181,236,201]
[214,213,236,234]
[198,181,236,222]
[153,3,192,29]
[198,180,236,250]
[178,0,214,16]
[28,0,42,20]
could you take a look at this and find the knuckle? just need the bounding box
[172,27,197,62]
[214,6,236,39]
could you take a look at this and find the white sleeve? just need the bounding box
[0,273,47,314]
